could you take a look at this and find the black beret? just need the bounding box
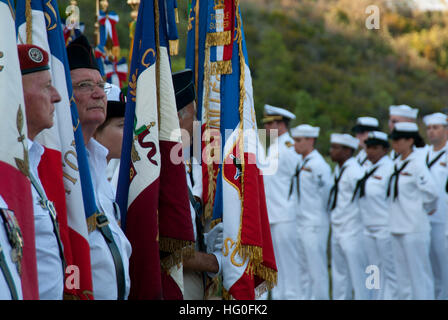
[106,84,126,120]
[66,35,100,71]
[172,69,195,111]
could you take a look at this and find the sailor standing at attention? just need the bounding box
[262,104,302,300]
[353,131,397,300]
[328,133,370,300]
[423,113,448,300]
[388,122,438,300]
[290,124,332,300]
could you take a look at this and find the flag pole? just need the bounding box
[94,0,100,46]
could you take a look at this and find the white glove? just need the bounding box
[208,251,223,278]
[204,222,223,255]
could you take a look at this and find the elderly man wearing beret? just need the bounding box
[18,43,65,299]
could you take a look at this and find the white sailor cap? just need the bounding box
[393,122,419,132]
[365,131,389,147]
[330,133,359,150]
[262,104,296,123]
[389,122,424,143]
[389,104,419,119]
[291,124,320,138]
[352,116,379,133]
[423,112,448,126]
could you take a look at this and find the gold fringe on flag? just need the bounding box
[169,39,179,56]
[210,60,232,75]
[159,238,195,272]
[206,31,231,47]
[202,47,217,222]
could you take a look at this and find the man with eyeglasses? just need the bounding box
[67,35,131,300]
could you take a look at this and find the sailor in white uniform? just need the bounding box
[262,104,302,300]
[388,122,438,300]
[352,117,380,168]
[388,105,427,160]
[328,134,370,300]
[354,131,397,299]
[423,113,448,300]
[290,124,331,300]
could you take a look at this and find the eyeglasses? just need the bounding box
[73,81,112,94]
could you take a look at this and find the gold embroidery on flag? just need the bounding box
[206,31,231,47]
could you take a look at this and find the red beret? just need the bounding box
[17,44,50,75]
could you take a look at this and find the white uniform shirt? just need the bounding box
[0,196,23,300]
[425,145,448,224]
[263,132,301,224]
[330,157,364,236]
[356,148,371,168]
[86,138,132,300]
[388,151,438,234]
[28,139,64,300]
[359,155,394,228]
[295,149,332,227]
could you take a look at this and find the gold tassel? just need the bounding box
[174,7,179,23]
[210,60,232,75]
[206,31,231,48]
[169,39,179,56]
[237,244,263,264]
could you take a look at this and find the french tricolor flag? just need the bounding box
[117,0,194,299]
[186,0,277,300]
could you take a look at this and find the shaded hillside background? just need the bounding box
[59,0,448,153]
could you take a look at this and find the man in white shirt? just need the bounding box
[18,44,64,299]
[0,196,23,300]
[67,35,131,300]
[290,124,331,300]
[423,113,448,300]
[262,104,302,299]
[328,133,370,300]
[352,117,379,168]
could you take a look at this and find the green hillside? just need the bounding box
[59,0,448,153]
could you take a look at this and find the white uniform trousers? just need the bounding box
[296,224,329,299]
[391,232,434,300]
[183,270,204,300]
[429,222,448,300]
[362,228,397,300]
[331,231,370,300]
[270,221,301,300]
